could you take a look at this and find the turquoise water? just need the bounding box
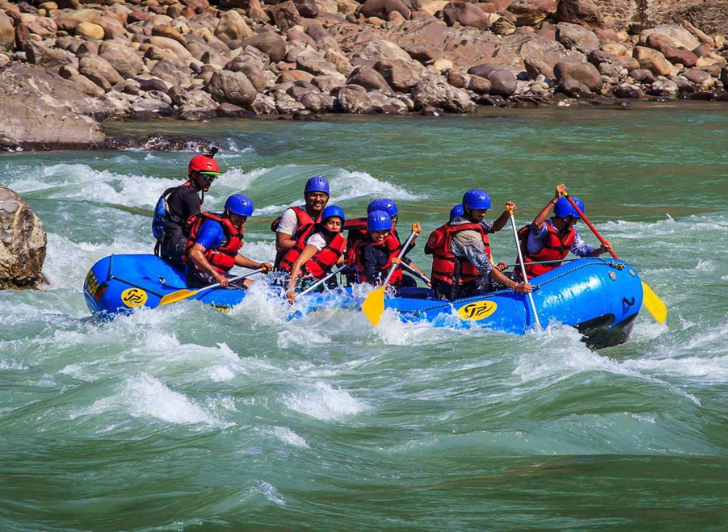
[2,103,728,530]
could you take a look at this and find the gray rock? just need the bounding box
[614,83,643,99]
[206,70,258,107]
[80,55,124,91]
[650,79,679,98]
[99,42,144,79]
[239,31,287,63]
[0,186,46,290]
[412,74,477,113]
[556,22,600,53]
[336,85,373,114]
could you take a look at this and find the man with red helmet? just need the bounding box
[153,149,222,269]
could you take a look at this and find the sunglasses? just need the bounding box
[198,171,220,182]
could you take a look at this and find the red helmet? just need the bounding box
[188,155,220,175]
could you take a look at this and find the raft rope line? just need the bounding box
[402,259,623,315]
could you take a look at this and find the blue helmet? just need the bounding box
[367,198,398,219]
[554,197,584,219]
[462,189,491,210]
[367,210,392,231]
[304,176,330,196]
[224,194,254,217]
[449,203,464,221]
[321,204,345,223]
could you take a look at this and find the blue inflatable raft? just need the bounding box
[84,254,643,348]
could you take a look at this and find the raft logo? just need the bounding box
[121,288,148,308]
[457,300,497,321]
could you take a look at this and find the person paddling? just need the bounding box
[184,194,272,289]
[517,184,613,279]
[425,189,532,300]
[273,176,330,269]
[283,205,347,303]
[348,210,426,289]
[153,149,221,269]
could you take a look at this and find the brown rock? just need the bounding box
[556,22,600,53]
[239,31,287,62]
[25,42,78,69]
[443,2,493,31]
[269,1,301,32]
[152,24,187,45]
[336,85,373,113]
[0,186,46,290]
[0,11,14,50]
[467,64,516,96]
[215,9,253,42]
[346,65,393,93]
[0,65,108,148]
[374,57,424,91]
[507,0,557,27]
[79,55,124,90]
[358,0,411,20]
[520,35,569,79]
[633,46,674,77]
[206,70,258,107]
[554,59,602,91]
[99,42,144,78]
[555,0,602,28]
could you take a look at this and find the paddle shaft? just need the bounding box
[508,210,542,330]
[383,231,417,286]
[201,268,264,293]
[160,268,264,305]
[298,265,347,297]
[565,196,618,259]
[399,261,431,285]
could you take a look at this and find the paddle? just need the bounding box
[507,207,542,331]
[297,265,348,297]
[362,230,417,326]
[565,195,667,323]
[399,261,431,286]
[159,268,264,306]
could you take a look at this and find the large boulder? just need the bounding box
[555,0,603,27]
[206,70,258,108]
[0,65,108,149]
[553,59,602,91]
[467,64,517,96]
[0,186,46,290]
[373,57,424,92]
[346,65,393,93]
[633,46,674,77]
[238,31,287,63]
[0,10,14,51]
[99,42,144,79]
[358,0,411,20]
[443,2,495,31]
[411,74,476,113]
[507,0,557,26]
[640,25,701,52]
[215,9,253,42]
[519,35,569,79]
[556,22,600,53]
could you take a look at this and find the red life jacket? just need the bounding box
[426,222,491,286]
[348,233,402,285]
[279,226,347,279]
[522,219,575,278]
[183,212,244,273]
[272,206,322,268]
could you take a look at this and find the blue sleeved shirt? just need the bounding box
[195,219,225,250]
[526,219,596,257]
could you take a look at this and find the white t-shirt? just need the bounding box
[276,206,306,236]
[306,232,327,251]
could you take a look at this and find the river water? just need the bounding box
[2,103,728,531]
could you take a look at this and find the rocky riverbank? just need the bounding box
[1,0,727,150]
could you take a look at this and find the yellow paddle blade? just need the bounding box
[642,281,667,324]
[362,286,386,326]
[159,288,200,306]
